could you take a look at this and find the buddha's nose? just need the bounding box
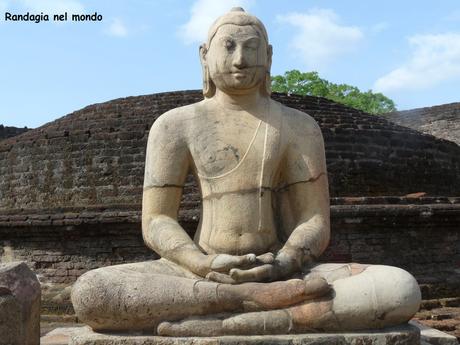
[232,48,247,68]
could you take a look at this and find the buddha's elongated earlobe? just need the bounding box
[200,44,216,98]
[263,44,273,95]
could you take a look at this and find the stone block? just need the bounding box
[70,324,420,345]
[41,327,85,345]
[0,261,41,345]
[410,320,459,345]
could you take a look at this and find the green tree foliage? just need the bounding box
[271,70,396,114]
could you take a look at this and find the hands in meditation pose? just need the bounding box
[71,8,421,336]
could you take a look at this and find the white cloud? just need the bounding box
[105,18,128,38]
[374,33,460,92]
[178,0,254,45]
[371,21,389,34]
[17,0,84,14]
[276,9,364,70]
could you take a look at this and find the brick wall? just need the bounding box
[0,124,29,141]
[386,102,460,146]
[1,91,459,312]
[1,91,459,213]
[0,198,458,299]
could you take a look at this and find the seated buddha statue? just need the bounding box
[71,8,421,336]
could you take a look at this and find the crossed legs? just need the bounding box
[71,260,421,335]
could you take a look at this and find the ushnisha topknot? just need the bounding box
[206,7,269,47]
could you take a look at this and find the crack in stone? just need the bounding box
[143,172,325,198]
[201,173,326,200]
[275,172,326,192]
[202,187,273,200]
[143,184,184,191]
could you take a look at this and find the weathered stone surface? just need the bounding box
[70,7,421,336]
[0,261,41,345]
[41,326,85,345]
[410,320,459,345]
[70,325,420,345]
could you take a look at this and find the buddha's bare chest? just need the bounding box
[188,118,281,180]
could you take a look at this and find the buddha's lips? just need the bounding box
[222,70,253,75]
[232,72,248,79]
[218,66,266,76]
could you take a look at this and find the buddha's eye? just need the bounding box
[244,39,260,50]
[244,44,257,51]
[224,40,235,50]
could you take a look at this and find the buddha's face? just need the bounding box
[204,24,269,94]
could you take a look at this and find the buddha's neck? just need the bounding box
[214,89,266,111]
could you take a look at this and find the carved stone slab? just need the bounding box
[410,320,459,345]
[70,324,420,345]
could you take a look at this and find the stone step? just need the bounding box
[68,325,421,345]
[410,320,459,345]
[417,307,460,320]
[414,307,460,342]
[40,326,84,345]
[41,314,78,323]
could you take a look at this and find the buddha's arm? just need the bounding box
[278,175,330,269]
[278,118,330,271]
[142,113,211,276]
[143,188,256,277]
[142,188,211,276]
[142,112,256,277]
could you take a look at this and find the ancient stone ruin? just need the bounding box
[0,261,41,345]
[0,124,29,141]
[386,102,460,146]
[0,91,459,340]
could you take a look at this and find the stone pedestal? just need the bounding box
[0,261,41,345]
[70,324,420,345]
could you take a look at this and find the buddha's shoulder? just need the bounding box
[156,101,205,122]
[151,100,207,132]
[272,99,321,135]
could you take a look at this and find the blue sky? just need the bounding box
[1,0,459,128]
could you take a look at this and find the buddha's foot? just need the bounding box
[157,299,335,336]
[225,276,330,311]
[157,310,291,336]
[157,278,333,336]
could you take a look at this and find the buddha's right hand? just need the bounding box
[199,254,256,283]
[204,253,275,284]
[211,253,258,272]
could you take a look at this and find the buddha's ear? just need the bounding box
[267,44,273,70]
[200,44,215,98]
[264,44,273,95]
[199,44,208,66]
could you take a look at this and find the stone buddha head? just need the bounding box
[200,7,273,97]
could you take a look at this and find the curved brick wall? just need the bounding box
[1,90,459,211]
[0,125,29,141]
[386,102,460,146]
